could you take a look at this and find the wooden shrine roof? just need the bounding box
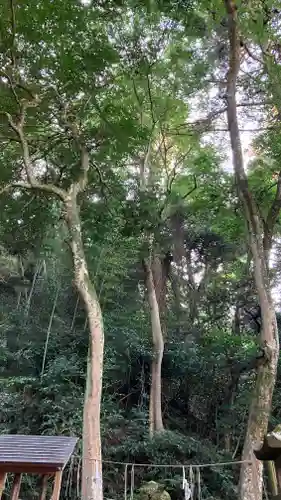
[0,435,78,473]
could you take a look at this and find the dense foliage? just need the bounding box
[1,1,281,499]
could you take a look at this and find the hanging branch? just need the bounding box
[24,261,42,320]
[70,296,80,332]
[40,285,60,381]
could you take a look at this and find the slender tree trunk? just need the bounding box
[65,193,104,500]
[185,250,199,325]
[232,304,240,335]
[1,78,104,499]
[152,254,169,335]
[224,2,279,499]
[222,374,238,453]
[232,254,251,335]
[144,259,164,436]
[170,209,186,267]
[170,210,200,329]
[139,148,165,435]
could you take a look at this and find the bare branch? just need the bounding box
[244,44,263,65]
[237,101,272,107]
[132,77,143,109]
[181,175,197,199]
[166,164,177,194]
[170,98,271,136]
[16,82,38,101]
[0,184,12,195]
[9,0,16,67]
[146,74,156,126]
[205,127,274,133]
[165,148,192,195]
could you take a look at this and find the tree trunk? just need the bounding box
[232,304,241,335]
[65,193,104,500]
[224,2,279,499]
[185,250,199,325]
[170,210,201,329]
[152,254,169,335]
[144,259,164,436]
[239,358,278,499]
[1,77,104,499]
[170,209,186,267]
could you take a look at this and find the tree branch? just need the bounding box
[9,0,16,67]
[206,127,274,133]
[0,70,20,107]
[220,350,267,410]
[0,181,66,200]
[263,170,281,253]
[6,107,37,185]
[1,94,66,201]
[1,85,87,208]
[60,105,89,195]
[146,74,156,126]
[170,99,271,137]
[182,175,197,199]
[244,44,263,65]
[224,0,260,226]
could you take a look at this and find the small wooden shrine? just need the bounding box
[254,426,281,499]
[0,434,77,500]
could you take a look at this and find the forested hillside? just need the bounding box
[1,1,281,499]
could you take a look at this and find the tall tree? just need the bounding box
[224,2,280,499]
[0,1,122,498]
[1,90,104,500]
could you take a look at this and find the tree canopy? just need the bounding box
[1,1,281,500]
